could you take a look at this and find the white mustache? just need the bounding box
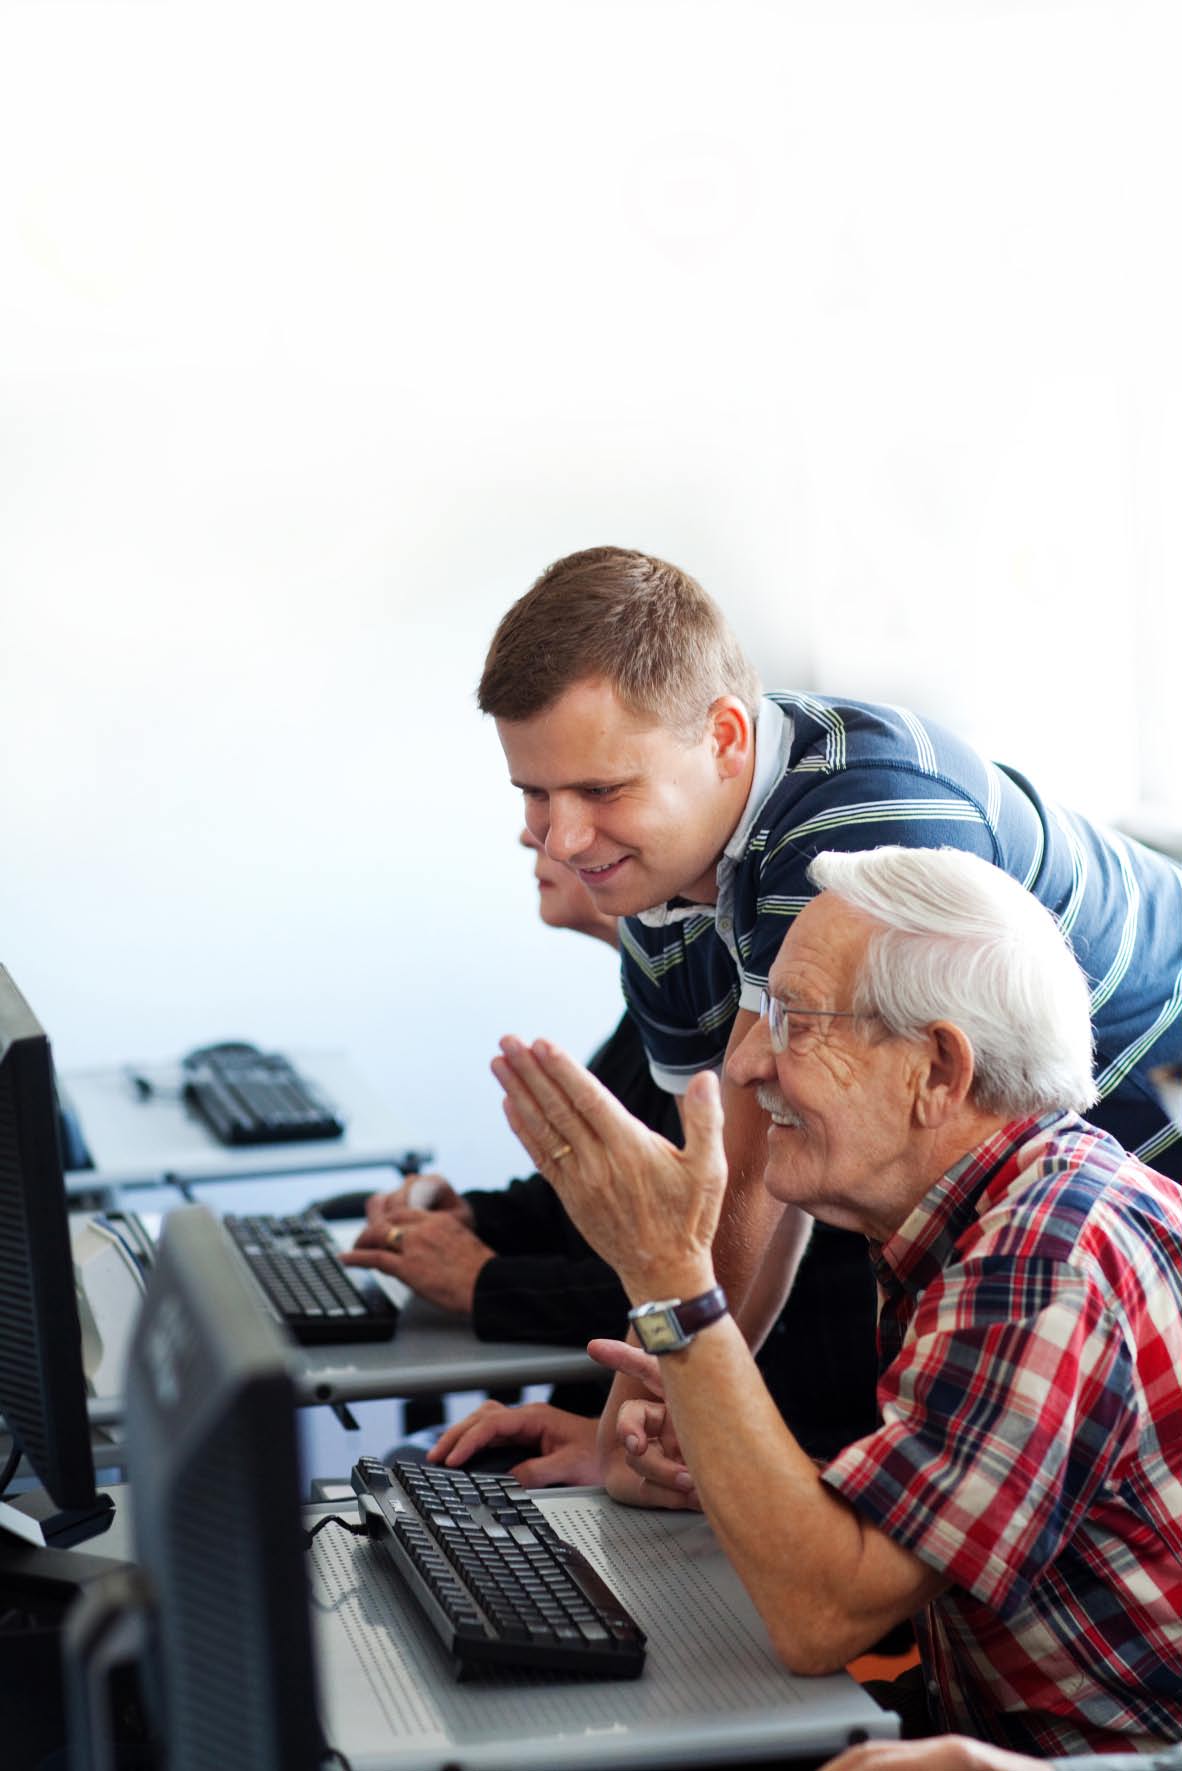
[756,1084,804,1128]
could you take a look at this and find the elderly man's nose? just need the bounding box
[726,1014,776,1089]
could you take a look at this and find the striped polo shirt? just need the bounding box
[619,693,1182,1166]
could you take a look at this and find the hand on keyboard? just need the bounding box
[428,1400,603,1489]
[343,1208,494,1314]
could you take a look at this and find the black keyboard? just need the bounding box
[352,1456,646,1679]
[224,1212,399,1344]
[182,1042,344,1146]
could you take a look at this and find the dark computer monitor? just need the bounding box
[0,964,114,1549]
[100,1204,324,1771]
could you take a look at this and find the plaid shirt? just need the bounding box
[823,1114,1182,1757]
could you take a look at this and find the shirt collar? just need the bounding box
[635,696,793,929]
[723,695,792,861]
[871,1111,1069,1296]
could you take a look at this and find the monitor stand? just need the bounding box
[2,1487,116,1549]
[1,1503,132,1769]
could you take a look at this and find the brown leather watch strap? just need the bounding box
[672,1285,728,1336]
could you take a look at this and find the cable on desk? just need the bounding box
[303,1513,368,1551]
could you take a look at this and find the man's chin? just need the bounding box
[762,1131,811,1202]
[580,862,663,916]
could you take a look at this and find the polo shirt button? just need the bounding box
[719,916,732,933]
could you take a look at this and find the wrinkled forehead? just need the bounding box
[767,892,876,1005]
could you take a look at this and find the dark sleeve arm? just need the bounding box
[464,1173,575,1258]
[470,1251,631,1344]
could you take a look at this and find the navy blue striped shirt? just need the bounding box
[620,694,1182,1168]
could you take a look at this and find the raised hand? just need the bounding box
[490,1039,725,1301]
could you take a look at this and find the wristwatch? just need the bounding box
[628,1285,728,1355]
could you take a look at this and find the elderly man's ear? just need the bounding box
[912,1022,977,1128]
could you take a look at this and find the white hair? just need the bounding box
[806,847,1099,1118]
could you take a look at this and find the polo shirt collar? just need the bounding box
[635,696,792,929]
[871,1111,1068,1297]
[723,695,792,862]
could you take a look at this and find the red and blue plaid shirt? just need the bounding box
[823,1113,1182,1757]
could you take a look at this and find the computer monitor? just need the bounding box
[0,964,114,1549]
[110,1204,323,1771]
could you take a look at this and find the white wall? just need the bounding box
[2,0,1180,1184]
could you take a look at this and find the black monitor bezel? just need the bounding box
[0,965,109,1536]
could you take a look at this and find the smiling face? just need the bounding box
[726,893,932,1241]
[496,677,753,917]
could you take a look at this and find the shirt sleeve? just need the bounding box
[619,921,738,1092]
[466,1172,572,1257]
[471,1252,630,1345]
[822,1254,1134,1619]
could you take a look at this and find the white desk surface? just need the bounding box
[61,1051,419,1193]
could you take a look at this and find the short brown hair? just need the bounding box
[478,547,761,738]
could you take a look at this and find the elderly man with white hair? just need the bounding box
[492,847,1182,1761]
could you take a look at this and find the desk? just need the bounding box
[311,1490,896,1768]
[61,1051,422,1195]
[291,1293,597,1408]
[83,1290,596,1428]
[38,1493,894,1771]
[86,1296,595,1426]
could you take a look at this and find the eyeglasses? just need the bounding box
[758,989,878,1055]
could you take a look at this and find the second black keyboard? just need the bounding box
[352,1456,646,1679]
[224,1211,399,1344]
[183,1042,345,1146]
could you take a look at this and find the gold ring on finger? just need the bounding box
[384,1224,405,1253]
[548,1143,573,1162]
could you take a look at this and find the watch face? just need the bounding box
[636,1308,684,1353]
